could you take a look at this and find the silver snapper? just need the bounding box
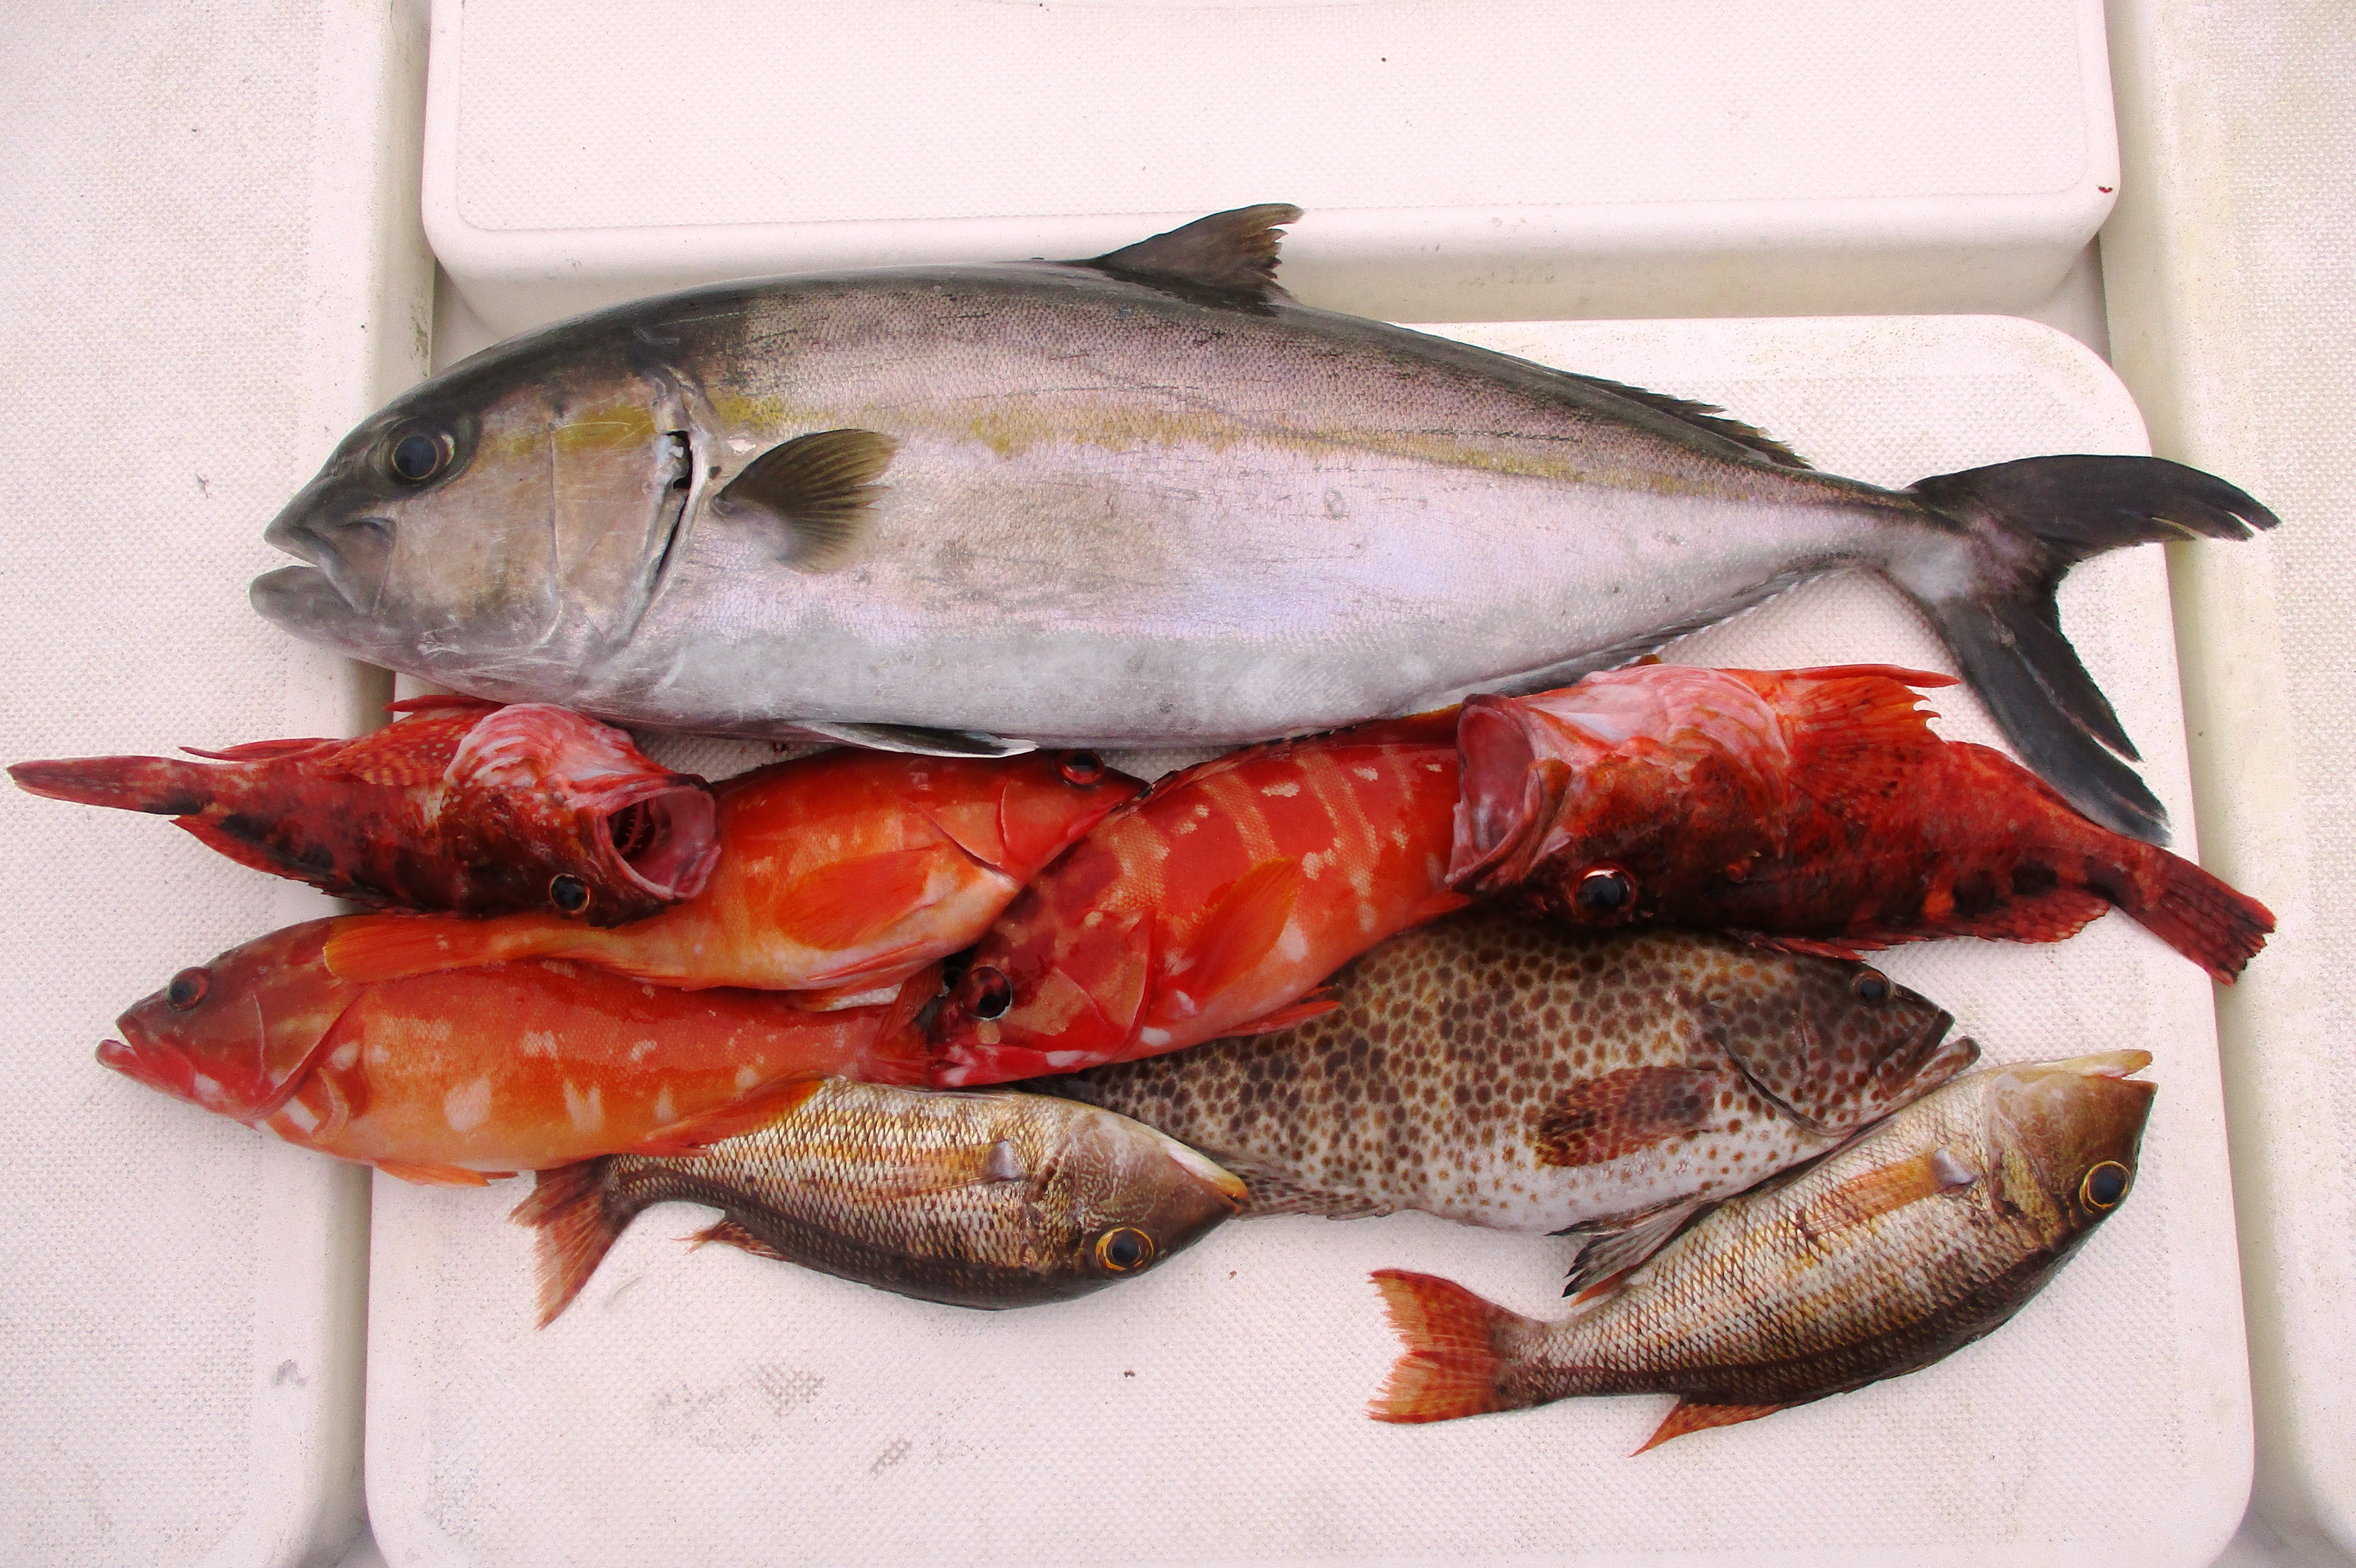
[252,206,2275,841]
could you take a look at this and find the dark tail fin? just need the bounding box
[1368,1269,1522,1423]
[1892,456,2277,844]
[8,755,217,816]
[2120,847,2276,983]
[510,1160,621,1328]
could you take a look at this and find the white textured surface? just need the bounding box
[2103,0,2356,1561]
[366,314,2252,1568]
[424,0,2118,331]
[0,3,430,1563]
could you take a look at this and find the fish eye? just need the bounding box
[549,875,592,916]
[1851,969,1891,1005]
[385,421,452,484]
[2080,1160,2130,1210]
[1094,1226,1154,1273]
[165,967,211,1010]
[967,965,1013,1020]
[1574,865,1633,917]
[1058,750,1107,786]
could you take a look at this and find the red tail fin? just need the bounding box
[8,755,218,816]
[1368,1269,1516,1423]
[510,1160,622,1327]
[2123,848,2275,983]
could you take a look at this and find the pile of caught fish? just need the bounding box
[21,207,2281,1451]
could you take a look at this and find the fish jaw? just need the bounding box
[104,920,351,1123]
[1979,1050,2157,1221]
[1056,1109,1246,1278]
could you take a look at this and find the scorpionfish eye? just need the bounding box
[1573,866,1633,916]
[549,875,592,915]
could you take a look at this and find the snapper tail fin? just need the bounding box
[323,911,568,983]
[2120,847,2275,983]
[1368,1269,1528,1423]
[8,754,222,816]
[511,1160,623,1327]
[1892,456,2277,845]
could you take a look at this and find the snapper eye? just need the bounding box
[966,965,1013,1020]
[1573,865,1633,917]
[1851,969,1891,1004]
[386,421,452,484]
[549,875,591,916]
[2080,1160,2130,1210]
[1058,751,1107,787]
[1094,1226,1154,1273]
[166,968,210,1010]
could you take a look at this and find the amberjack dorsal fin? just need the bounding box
[711,429,898,570]
[1084,204,1302,306]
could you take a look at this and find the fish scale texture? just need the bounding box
[366,316,2250,1568]
[0,4,427,1564]
[2104,1,2356,1555]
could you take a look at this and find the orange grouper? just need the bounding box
[99,919,931,1184]
[320,748,1140,1001]
[929,713,1471,1086]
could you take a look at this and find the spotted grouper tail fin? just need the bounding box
[1890,455,2276,845]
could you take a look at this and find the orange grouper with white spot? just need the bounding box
[99,919,931,1184]
[929,712,1473,1086]
[319,748,1142,1003]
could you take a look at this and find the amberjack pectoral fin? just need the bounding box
[710,429,898,571]
[795,721,1034,759]
[375,1160,500,1187]
[1635,1400,1788,1454]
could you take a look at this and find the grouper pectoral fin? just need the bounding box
[795,721,1036,759]
[710,428,898,570]
[1081,204,1302,307]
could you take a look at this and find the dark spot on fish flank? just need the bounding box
[1951,870,2000,917]
[2012,860,2060,896]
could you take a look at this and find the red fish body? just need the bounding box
[929,714,1471,1086]
[1450,665,2273,980]
[319,749,1141,997]
[99,919,930,1182]
[11,697,718,924]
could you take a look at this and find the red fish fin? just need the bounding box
[1367,1269,1516,1424]
[686,1216,789,1262]
[2118,848,2275,983]
[1791,1145,1979,1241]
[1219,988,1341,1037]
[631,1077,828,1158]
[376,1159,497,1187]
[1635,1401,1787,1453]
[8,754,219,815]
[384,694,500,714]
[1771,668,1946,799]
[509,1160,618,1326]
[169,816,329,886]
[1533,1067,1724,1168]
[323,913,550,983]
[1730,931,1881,961]
[320,709,475,785]
[773,845,962,952]
[1172,859,1303,1011]
[178,737,338,761]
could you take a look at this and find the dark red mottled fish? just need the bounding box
[11,696,718,924]
[1450,665,2272,981]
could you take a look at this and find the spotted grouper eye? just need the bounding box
[386,421,452,484]
[166,967,211,1010]
[549,875,591,915]
[2081,1160,2131,1210]
[1058,750,1107,786]
[1094,1226,1154,1273]
[966,965,1013,1020]
[1573,866,1633,917]
[1850,968,1891,1004]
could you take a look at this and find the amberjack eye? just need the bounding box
[2081,1160,2130,1210]
[1094,1226,1154,1273]
[967,965,1013,1020]
[386,421,452,484]
[166,968,211,1010]
[549,875,591,916]
[1058,751,1107,786]
[1574,866,1633,917]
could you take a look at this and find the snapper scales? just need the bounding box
[253,205,2275,841]
[1044,909,1978,1290]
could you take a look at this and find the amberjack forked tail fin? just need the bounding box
[1891,456,2277,844]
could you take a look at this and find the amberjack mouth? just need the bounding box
[251,563,371,644]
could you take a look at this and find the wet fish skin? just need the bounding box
[9,696,717,923]
[1451,664,2275,981]
[250,206,2275,843]
[1368,1050,2155,1449]
[99,919,931,1182]
[1044,910,1974,1280]
[318,746,1141,997]
[514,1077,1246,1321]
